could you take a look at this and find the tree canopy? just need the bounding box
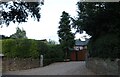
[10,27,27,39]
[73,2,120,58]
[73,2,120,40]
[0,1,44,26]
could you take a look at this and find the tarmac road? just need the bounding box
[3,61,95,75]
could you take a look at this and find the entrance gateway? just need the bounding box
[70,39,89,61]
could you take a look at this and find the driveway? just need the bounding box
[3,61,95,75]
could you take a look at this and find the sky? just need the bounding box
[0,0,90,43]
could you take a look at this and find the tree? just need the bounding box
[73,2,120,40]
[10,27,27,39]
[73,2,120,58]
[48,39,57,45]
[57,11,75,59]
[0,0,44,26]
[0,35,10,39]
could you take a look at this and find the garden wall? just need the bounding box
[2,58,40,72]
[86,58,119,75]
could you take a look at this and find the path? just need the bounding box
[3,61,95,75]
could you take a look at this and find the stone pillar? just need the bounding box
[40,55,43,67]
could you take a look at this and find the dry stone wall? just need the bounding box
[2,58,40,72]
[86,58,119,75]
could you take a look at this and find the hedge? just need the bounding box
[2,39,64,65]
[2,39,40,58]
[88,34,120,59]
[0,40,2,53]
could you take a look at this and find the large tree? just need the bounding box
[72,2,120,40]
[58,11,75,59]
[73,2,120,58]
[0,0,44,26]
[10,27,27,39]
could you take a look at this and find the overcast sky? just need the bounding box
[0,0,90,43]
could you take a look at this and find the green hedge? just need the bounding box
[2,39,64,65]
[0,40,2,53]
[88,34,120,59]
[43,45,64,65]
[2,39,41,58]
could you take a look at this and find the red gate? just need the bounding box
[70,49,86,61]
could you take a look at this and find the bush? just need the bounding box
[2,39,44,58]
[3,39,18,58]
[43,44,64,66]
[2,39,64,66]
[0,40,2,53]
[88,34,120,59]
[45,45,64,60]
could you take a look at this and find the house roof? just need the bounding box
[75,39,89,46]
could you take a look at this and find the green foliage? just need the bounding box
[0,35,10,39]
[0,1,44,26]
[2,39,64,65]
[48,39,57,45]
[75,2,120,38]
[0,40,2,53]
[58,11,75,58]
[74,2,120,58]
[43,45,64,66]
[2,39,40,58]
[88,34,120,59]
[2,39,17,58]
[37,40,49,55]
[46,45,64,59]
[29,40,39,58]
[15,39,31,58]
[10,27,27,39]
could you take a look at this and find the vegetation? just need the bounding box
[0,35,10,39]
[43,44,64,66]
[2,39,64,65]
[73,2,120,59]
[0,1,44,26]
[58,11,75,59]
[0,40,2,53]
[10,27,27,39]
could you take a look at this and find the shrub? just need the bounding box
[42,44,64,66]
[2,39,64,65]
[88,34,120,59]
[2,39,16,58]
[2,39,42,58]
[0,40,2,53]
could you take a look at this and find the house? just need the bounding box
[39,39,48,43]
[70,38,89,61]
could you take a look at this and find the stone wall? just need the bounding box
[0,57,2,72]
[2,58,40,72]
[86,58,119,75]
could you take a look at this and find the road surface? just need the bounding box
[3,61,95,75]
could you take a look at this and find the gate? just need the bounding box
[70,49,86,61]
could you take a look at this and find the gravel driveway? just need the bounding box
[3,61,95,75]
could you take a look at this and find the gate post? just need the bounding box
[40,55,43,67]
